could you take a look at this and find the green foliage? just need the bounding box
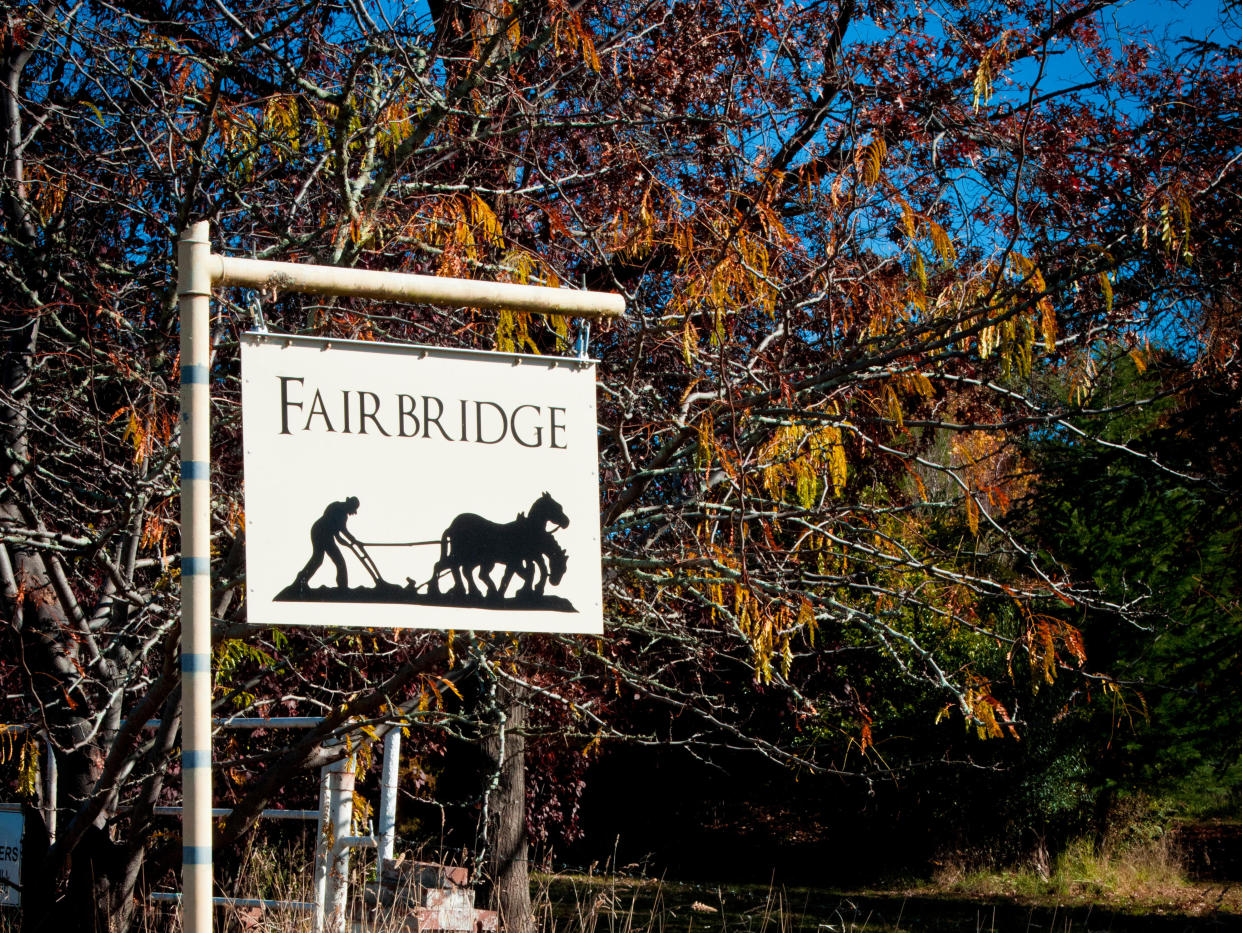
[1023,350,1242,821]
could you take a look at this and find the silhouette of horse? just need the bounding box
[429,492,569,599]
[519,530,568,597]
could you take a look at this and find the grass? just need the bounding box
[922,825,1242,916]
[8,826,1240,932]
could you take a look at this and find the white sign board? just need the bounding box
[0,810,20,907]
[241,334,602,633]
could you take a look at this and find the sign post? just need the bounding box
[176,220,623,933]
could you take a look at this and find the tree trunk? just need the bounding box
[484,680,533,933]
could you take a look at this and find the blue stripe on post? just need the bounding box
[183,750,211,769]
[180,461,209,481]
[181,364,210,385]
[181,556,209,576]
[181,653,211,674]
[183,846,212,865]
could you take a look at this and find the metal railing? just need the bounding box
[3,718,400,932]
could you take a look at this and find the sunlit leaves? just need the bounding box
[856,137,887,187]
[760,418,848,506]
[972,31,1014,113]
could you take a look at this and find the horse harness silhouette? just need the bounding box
[294,492,571,601]
[428,491,570,599]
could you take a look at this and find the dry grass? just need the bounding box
[928,825,1241,915]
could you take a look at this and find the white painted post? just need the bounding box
[177,220,214,933]
[377,728,401,869]
[313,756,355,933]
[42,732,56,843]
[312,762,331,932]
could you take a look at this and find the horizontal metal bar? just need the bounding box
[142,717,325,730]
[337,835,377,850]
[213,255,626,319]
[149,892,315,912]
[217,717,326,729]
[153,806,319,822]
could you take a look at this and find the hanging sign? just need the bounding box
[241,334,603,633]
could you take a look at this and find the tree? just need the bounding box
[2,0,1240,930]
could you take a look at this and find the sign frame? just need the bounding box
[177,221,623,933]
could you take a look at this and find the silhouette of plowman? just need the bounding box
[295,497,360,589]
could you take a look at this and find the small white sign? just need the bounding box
[241,334,603,633]
[0,810,21,908]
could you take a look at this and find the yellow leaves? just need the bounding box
[669,228,779,354]
[963,254,1059,374]
[494,251,561,350]
[760,418,848,506]
[18,732,39,798]
[972,31,1014,113]
[1160,191,1193,260]
[896,195,918,240]
[112,405,171,466]
[123,409,147,462]
[797,598,817,647]
[495,309,517,352]
[263,95,300,157]
[733,584,800,682]
[972,59,994,113]
[1099,271,1114,315]
[898,370,935,401]
[0,727,41,797]
[964,493,980,536]
[1069,349,1099,405]
[469,193,505,249]
[1009,253,1056,353]
[961,677,1018,739]
[855,137,887,187]
[882,383,904,431]
[926,220,957,265]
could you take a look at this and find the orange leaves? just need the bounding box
[936,677,1017,740]
[25,161,67,223]
[112,404,172,466]
[965,677,1019,739]
[1015,612,1087,689]
[403,194,512,278]
[552,4,602,72]
[950,429,1031,528]
[855,137,887,187]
